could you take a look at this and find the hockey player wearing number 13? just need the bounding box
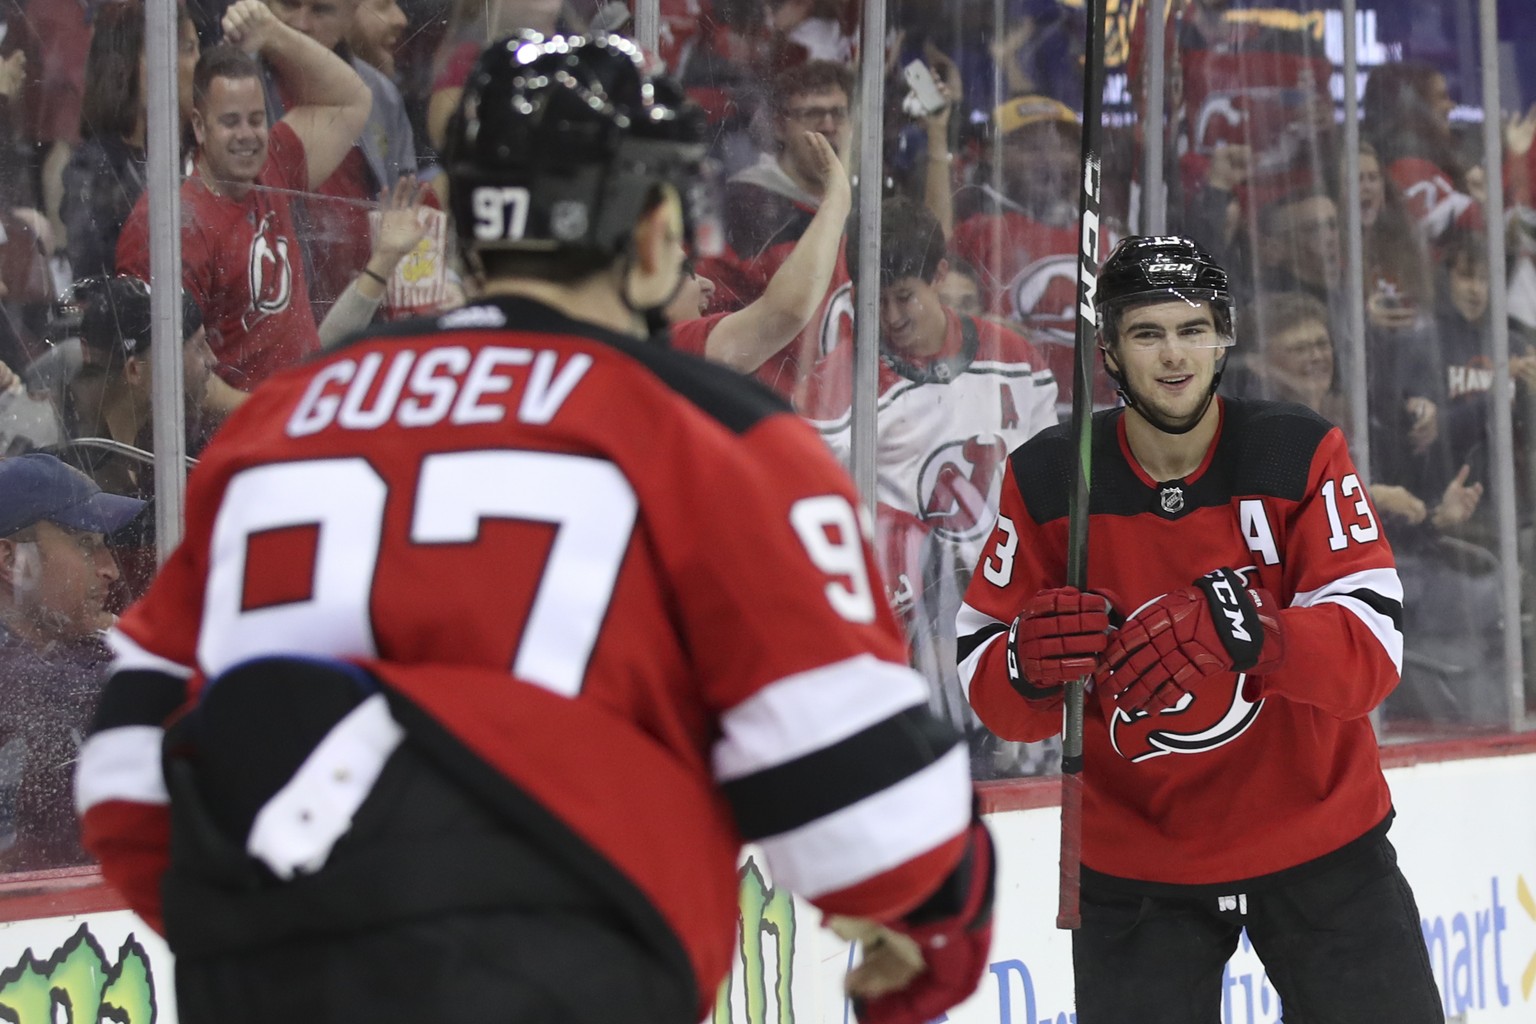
[74,34,995,1024]
[957,235,1444,1022]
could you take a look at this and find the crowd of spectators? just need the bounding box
[0,0,1533,864]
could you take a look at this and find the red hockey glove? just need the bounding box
[1093,568,1284,714]
[848,819,995,1024]
[1006,587,1119,704]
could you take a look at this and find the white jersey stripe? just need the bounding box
[107,628,195,679]
[1293,567,1404,674]
[955,600,1008,701]
[75,726,169,815]
[956,600,1006,639]
[957,631,1005,702]
[754,744,971,899]
[713,654,929,783]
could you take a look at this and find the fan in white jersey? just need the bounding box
[801,195,1059,776]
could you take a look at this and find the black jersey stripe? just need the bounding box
[1342,587,1405,633]
[89,669,188,734]
[721,706,961,841]
[956,622,1008,664]
[627,336,792,434]
[1009,399,1336,525]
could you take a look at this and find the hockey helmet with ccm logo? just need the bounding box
[443,33,719,265]
[1094,235,1235,349]
[1093,234,1237,435]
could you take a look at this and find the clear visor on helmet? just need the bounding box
[1106,289,1235,351]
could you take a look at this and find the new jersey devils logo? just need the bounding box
[917,435,1007,542]
[1109,568,1266,762]
[819,281,855,358]
[247,211,293,325]
[1109,677,1264,762]
[1007,254,1078,343]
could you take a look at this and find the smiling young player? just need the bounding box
[956,235,1444,1022]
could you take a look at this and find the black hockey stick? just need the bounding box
[1057,0,1109,931]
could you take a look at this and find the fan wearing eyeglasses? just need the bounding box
[691,60,856,399]
[667,131,850,376]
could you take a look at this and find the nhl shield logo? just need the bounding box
[1159,486,1185,515]
[549,200,590,241]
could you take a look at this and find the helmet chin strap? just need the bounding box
[1103,348,1228,437]
[618,242,688,341]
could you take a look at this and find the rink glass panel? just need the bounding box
[3,0,1536,876]
[709,0,1536,780]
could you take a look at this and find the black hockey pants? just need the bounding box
[161,657,697,1024]
[1072,834,1445,1023]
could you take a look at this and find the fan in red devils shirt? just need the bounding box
[77,35,993,1024]
[1362,60,1484,247]
[956,236,1444,1023]
[115,0,372,391]
[951,95,1120,419]
[667,129,851,378]
[691,60,857,398]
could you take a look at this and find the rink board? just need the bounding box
[0,750,1530,1024]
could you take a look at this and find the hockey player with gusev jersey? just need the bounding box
[957,236,1445,1021]
[74,35,994,1024]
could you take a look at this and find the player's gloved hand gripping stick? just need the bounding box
[1005,587,1120,704]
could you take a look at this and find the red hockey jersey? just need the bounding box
[1387,155,1484,243]
[957,399,1403,890]
[75,298,973,1016]
[116,122,321,390]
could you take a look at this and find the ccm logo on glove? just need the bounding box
[1196,569,1264,670]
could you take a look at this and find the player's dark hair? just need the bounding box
[192,45,262,112]
[847,196,945,287]
[770,60,855,117]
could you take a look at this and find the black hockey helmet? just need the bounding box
[1094,235,1235,349]
[443,33,717,265]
